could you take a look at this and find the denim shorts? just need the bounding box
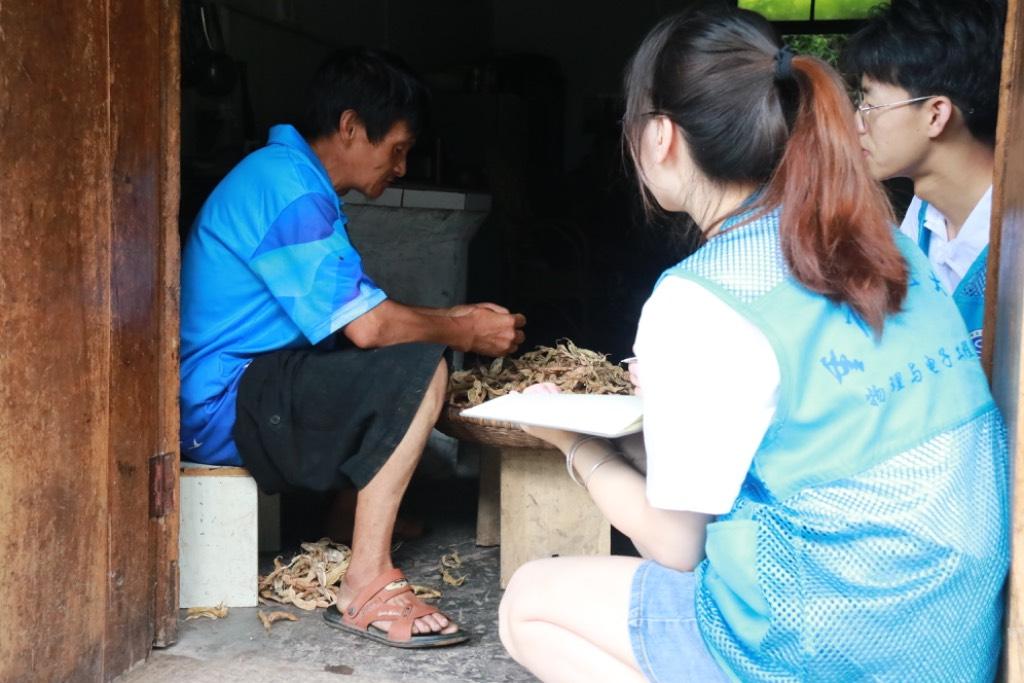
[628,561,731,683]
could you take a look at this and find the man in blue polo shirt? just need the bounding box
[181,48,525,648]
[843,0,1005,352]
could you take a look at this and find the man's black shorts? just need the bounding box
[233,341,445,493]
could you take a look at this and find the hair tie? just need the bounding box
[774,45,795,81]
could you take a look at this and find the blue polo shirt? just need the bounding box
[180,124,387,465]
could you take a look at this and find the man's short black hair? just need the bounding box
[842,0,1006,146]
[299,47,429,144]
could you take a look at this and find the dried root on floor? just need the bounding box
[258,538,445,610]
[440,550,467,587]
[448,339,633,408]
[258,538,351,611]
[257,609,298,633]
[411,585,443,599]
[185,602,229,620]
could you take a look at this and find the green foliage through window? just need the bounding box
[783,34,848,69]
[740,0,811,21]
[738,0,889,21]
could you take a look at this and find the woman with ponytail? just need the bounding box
[498,6,1008,682]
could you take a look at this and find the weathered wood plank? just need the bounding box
[105,0,166,674]
[0,3,112,680]
[152,0,183,650]
[993,0,1024,678]
[499,447,610,587]
[475,445,501,547]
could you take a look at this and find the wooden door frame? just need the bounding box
[153,0,182,648]
[990,0,1024,676]
[0,1,179,677]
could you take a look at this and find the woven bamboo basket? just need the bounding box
[436,404,551,450]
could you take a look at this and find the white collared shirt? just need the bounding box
[899,187,992,293]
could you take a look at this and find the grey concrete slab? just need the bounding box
[119,478,537,683]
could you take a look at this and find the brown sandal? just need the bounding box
[323,568,470,648]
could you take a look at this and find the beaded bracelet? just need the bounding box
[566,435,604,488]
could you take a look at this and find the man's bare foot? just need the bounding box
[336,569,459,636]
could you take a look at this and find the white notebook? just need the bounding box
[459,393,643,438]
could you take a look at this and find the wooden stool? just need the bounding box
[473,444,611,587]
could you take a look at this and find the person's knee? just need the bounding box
[498,571,522,656]
[500,559,557,661]
[499,559,548,649]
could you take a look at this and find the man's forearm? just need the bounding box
[344,300,472,350]
[407,305,453,317]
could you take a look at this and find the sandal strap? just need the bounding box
[343,568,408,620]
[341,568,444,642]
[349,583,417,631]
[383,598,440,642]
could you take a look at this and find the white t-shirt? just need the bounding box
[632,276,780,515]
[898,187,992,293]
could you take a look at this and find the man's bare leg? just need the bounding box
[324,488,424,544]
[335,359,457,635]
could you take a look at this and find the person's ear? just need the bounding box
[650,115,675,166]
[338,110,363,145]
[925,96,955,139]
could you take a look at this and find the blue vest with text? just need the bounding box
[660,209,1008,682]
[916,200,988,354]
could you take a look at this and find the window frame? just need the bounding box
[732,0,876,34]
[767,19,866,34]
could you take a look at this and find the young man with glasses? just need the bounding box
[842,0,1006,351]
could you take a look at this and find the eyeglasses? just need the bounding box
[854,94,939,123]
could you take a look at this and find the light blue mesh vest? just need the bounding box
[659,209,1009,681]
[916,200,989,356]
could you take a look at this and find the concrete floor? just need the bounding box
[117,477,537,683]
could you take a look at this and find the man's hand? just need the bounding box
[343,299,525,355]
[460,306,526,357]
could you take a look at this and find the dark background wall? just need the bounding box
[180,1,731,360]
